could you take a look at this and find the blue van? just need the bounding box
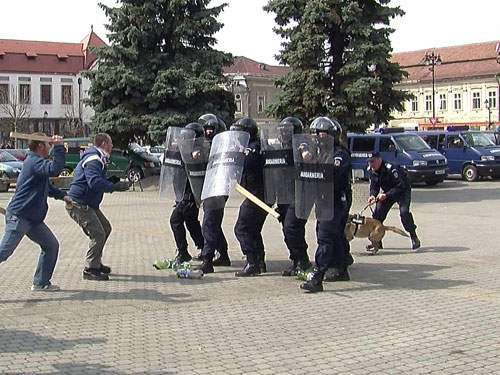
[415,127,500,181]
[348,128,448,185]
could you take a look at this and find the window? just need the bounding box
[41,84,52,104]
[439,93,447,110]
[61,85,73,105]
[379,137,396,152]
[425,95,432,111]
[472,92,481,110]
[488,90,497,109]
[454,93,462,110]
[352,137,376,152]
[422,135,438,149]
[19,84,30,104]
[447,135,463,149]
[410,98,418,112]
[257,94,265,113]
[0,84,8,104]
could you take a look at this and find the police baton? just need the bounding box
[232,182,280,220]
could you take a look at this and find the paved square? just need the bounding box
[1,179,500,374]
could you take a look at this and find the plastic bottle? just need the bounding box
[153,259,175,270]
[177,268,204,279]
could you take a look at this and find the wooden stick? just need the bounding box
[9,132,54,142]
[233,182,280,220]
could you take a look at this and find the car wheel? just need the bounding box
[425,180,440,186]
[127,167,143,183]
[462,165,478,182]
[59,168,72,177]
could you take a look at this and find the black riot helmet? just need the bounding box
[198,113,219,140]
[310,116,342,145]
[218,118,227,132]
[280,117,303,134]
[183,122,205,138]
[234,117,258,140]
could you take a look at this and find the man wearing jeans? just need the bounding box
[0,134,71,291]
[66,133,129,281]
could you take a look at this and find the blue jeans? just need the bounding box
[0,212,59,286]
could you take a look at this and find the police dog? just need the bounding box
[345,214,409,255]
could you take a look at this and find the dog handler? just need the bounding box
[367,152,421,250]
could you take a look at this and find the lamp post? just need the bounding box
[77,77,84,137]
[485,99,492,129]
[496,73,500,124]
[43,111,48,135]
[424,51,442,120]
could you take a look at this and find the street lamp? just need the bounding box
[484,99,492,129]
[78,77,84,137]
[496,73,500,124]
[424,51,442,120]
[43,110,48,135]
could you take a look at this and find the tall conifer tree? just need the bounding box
[86,0,235,142]
[265,0,411,131]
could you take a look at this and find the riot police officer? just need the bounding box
[367,152,421,250]
[300,117,352,293]
[232,117,268,277]
[196,113,230,273]
[276,117,313,276]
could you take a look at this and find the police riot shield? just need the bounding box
[158,127,190,202]
[292,134,335,220]
[201,131,250,209]
[260,122,295,205]
[178,136,210,207]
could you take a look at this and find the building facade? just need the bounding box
[390,41,500,129]
[0,29,105,145]
[223,57,290,123]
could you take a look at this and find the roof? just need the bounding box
[392,40,500,83]
[223,56,291,77]
[0,30,107,74]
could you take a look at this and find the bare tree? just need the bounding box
[61,87,89,137]
[0,85,32,147]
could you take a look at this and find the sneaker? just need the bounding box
[83,268,109,281]
[31,284,60,292]
[100,264,112,274]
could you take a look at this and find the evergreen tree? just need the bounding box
[86,0,235,143]
[264,0,412,132]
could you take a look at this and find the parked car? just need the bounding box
[347,128,448,185]
[0,148,29,161]
[414,126,500,181]
[0,151,24,192]
[60,138,161,182]
[142,145,166,162]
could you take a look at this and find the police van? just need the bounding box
[347,128,448,185]
[414,126,500,181]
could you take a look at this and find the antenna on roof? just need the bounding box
[91,25,94,33]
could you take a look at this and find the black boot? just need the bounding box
[193,250,203,261]
[175,249,192,263]
[378,240,383,249]
[281,260,298,277]
[411,233,421,250]
[212,249,231,266]
[195,256,214,274]
[297,258,312,272]
[83,268,109,281]
[324,267,350,282]
[300,272,324,293]
[258,252,267,273]
[235,254,261,277]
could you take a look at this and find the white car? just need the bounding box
[142,145,166,163]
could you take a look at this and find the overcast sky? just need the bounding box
[1,0,499,65]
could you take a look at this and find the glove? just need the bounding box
[113,181,130,192]
[108,175,120,184]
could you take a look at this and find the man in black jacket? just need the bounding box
[367,152,421,250]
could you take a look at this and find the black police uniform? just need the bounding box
[170,181,204,262]
[314,145,352,279]
[234,139,268,276]
[200,200,228,263]
[369,161,419,244]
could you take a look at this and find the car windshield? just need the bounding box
[129,142,146,153]
[151,146,165,153]
[0,151,19,162]
[462,132,495,147]
[394,134,431,151]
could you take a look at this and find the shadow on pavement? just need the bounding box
[353,245,470,256]
[412,186,500,203]
[344,262,474,291]
[0,329,106,353]
[2,362,174,375]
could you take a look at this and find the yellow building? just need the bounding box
[391,41,500,129]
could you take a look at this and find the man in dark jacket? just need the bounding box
[367,152,420,250]
[66,133,129,281]
[0,134,71,291]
